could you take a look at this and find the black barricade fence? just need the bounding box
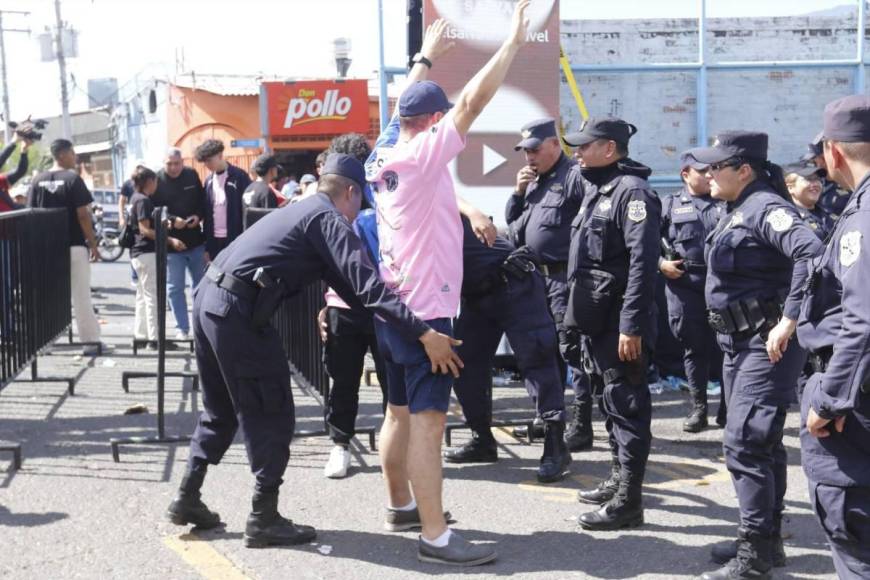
[0,208,71,390]
[243,207,329,396]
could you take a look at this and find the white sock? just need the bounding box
[390,498,417,511]
[421,528,452,548]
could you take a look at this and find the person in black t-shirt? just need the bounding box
[130,165,187,349]
[153,147,207,340]
[244,153,280,209]
[27,139,106,355]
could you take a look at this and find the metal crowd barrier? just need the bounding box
[1,208,77,470]
[111,207,192,461]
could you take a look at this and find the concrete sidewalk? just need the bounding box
[0,258,836,579]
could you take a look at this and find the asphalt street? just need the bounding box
[0,257,838,579]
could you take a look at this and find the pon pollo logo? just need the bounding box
[284,89,353,129]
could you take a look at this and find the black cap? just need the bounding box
[515,118,558,150]
[799,131,825,163]
[562,117,637,147]
[253,153,279,176]
[689,131,768,165]
[823,95,870,142]
[321,153,366,191]
[782,164,824,179]
[679,148,709,171]
[398,81,453,117]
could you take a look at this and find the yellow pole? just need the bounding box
[559,45,590,155]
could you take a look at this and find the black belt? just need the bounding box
[539,262,568,277]
[206,265,258,301]
[707,295,783,338]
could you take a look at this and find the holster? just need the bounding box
[564,268,622,337]
[251,269,284,329]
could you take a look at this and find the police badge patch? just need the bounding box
[840,230,862,267]
[627,200,647,222]
[597,199,612,214]
[766,208,794,232]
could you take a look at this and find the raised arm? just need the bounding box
[450,0,529,137]
[391,18,455,119]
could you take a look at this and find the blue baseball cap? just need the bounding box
[515,118,558,150]
[321,153,366,191]
[398,81,453,117]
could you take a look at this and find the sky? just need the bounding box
[0,0,852,122]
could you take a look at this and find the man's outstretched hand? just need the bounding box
[420,329,464,377]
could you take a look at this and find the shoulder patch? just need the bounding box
[840,230,862,267]
[627,200,647,223]
[766,208,794,232]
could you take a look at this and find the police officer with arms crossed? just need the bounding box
[562,117,661,531]
[505,118,593,451]
[449,216,572,482]
[165,153,463,549]
[798,94,870,579]
[660,150,725,432]
[691,132,823,580]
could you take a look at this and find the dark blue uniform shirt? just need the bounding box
[817,177,852,220]
[505,153,584,264]
[705,180,824,321]
[460,216,513,297]
[568,159,662,338]
[795,204,834,241]
[797,172,870,486]
[213,192,429,340]
[660,189,724,292]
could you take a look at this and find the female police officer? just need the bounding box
[689,132,823,580]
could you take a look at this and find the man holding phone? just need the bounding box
[154,147,208,340]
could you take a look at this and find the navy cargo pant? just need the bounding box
[545,270,591,400]
[188,279,295,493]
[583,329,652,478]
[719,332,803,537]
[666,285,724,400]
[453,272,566,428]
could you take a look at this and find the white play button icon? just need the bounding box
[482,144,507,176]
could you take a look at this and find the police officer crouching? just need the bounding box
[446,216,571,482]
[562,117,661,530]
[505,118,593,450]
[660,151,725,433]
[166,154,462,548]
[693,133,823,579]
[797,95,870,579]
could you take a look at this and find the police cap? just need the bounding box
[562,117,638,147]
[680,148,709,171]
[800,131,824,162]
[515,118,558,150]
[689,131,768,165]
[321,153,366,191]
[782,163,824,179]
[823,95,870,143]
[399,81,453,117]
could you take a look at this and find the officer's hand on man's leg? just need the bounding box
[419,330,464,377]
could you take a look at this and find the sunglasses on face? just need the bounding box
[708,159,743,173]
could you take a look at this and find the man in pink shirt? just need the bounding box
[367,0,531,566]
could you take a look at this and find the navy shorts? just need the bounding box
[374,317,454,414]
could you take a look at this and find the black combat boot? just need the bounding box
[684,387,709,433]
[244,490,317,548]
[565,395,593,452]
[512,417,545,441]
[166,467,222,529]
[537,421,572,483]
[578,475,644,531]
[443,428,498,463]
[577,454,620,504]
[701,529,773,579]
[710,535,786,568]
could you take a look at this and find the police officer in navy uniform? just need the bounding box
[562,117,661,530]
[660,150,725,433]
[506,118,594,451]
[445,216,571,482]
[783,164,834,240]
[166,154,463,549]
[802,132,853,220]
[798,95,870,579]
[692,133,824,580]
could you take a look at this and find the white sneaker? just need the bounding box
[324,445,351,479]
[174,330,189,341]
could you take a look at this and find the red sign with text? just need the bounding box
[265,80,369,136]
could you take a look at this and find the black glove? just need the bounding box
[501,245,541,280]
[559,328,583,368]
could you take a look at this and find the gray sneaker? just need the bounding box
[417,531,497,567]
[384,507,452,532]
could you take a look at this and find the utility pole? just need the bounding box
[0,9,30,144]
[54,0,71,139]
